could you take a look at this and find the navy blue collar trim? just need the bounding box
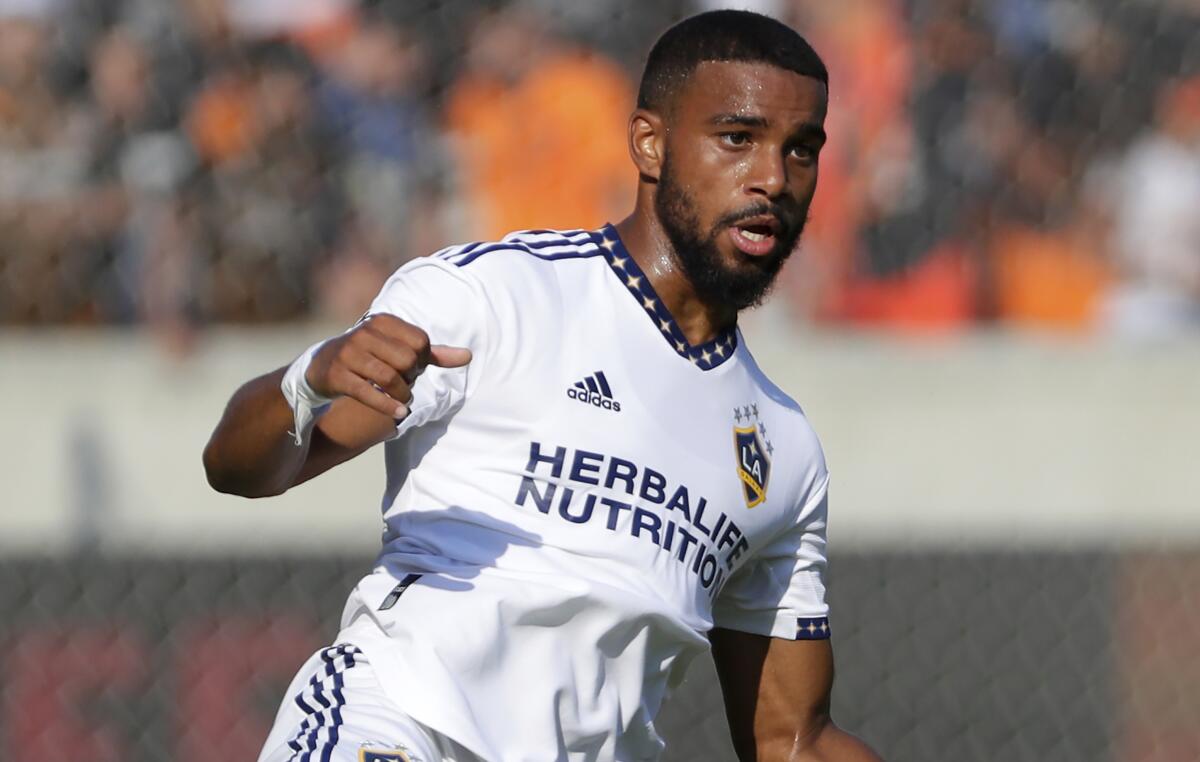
[593,224,738,371]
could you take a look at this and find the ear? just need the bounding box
[628,108,665,181]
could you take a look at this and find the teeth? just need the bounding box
[740,230,767,242]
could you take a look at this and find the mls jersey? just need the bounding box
[336,225,831,762]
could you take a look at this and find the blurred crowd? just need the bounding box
[0,0,1197,341]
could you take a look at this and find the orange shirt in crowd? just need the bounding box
[445,51,634,240]
[990,224,1111,331]
[791,0,914,321]
[839,241,978,333]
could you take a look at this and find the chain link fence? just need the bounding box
[3,552,1197,761]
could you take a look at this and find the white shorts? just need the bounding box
[257,643,483,762]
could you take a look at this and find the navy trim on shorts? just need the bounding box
[285,644,360,762]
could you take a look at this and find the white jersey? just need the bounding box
[336,226,831,762]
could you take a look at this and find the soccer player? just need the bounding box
[204,10,881,762]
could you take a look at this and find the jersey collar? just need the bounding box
[593,224,738,371]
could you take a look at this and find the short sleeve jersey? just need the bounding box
[337,226,831,762]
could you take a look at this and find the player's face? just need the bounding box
[655,61,827,310]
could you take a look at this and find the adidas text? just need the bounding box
[567,387,621,412]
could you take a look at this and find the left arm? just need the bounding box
[710,628,881,762]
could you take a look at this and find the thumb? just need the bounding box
[428,344,473,368]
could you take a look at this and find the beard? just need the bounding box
[654,153,806,312]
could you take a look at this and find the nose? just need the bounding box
[744,148,787,199]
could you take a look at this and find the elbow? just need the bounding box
[202,440,283,498]
[201,440,241,495]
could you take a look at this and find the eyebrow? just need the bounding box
[708,113,827,143]
[709,113,769,128]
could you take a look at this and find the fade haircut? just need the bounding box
[637,10,828,112]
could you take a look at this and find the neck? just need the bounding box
[614,208,737,347]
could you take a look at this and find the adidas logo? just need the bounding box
[567,371,621,412]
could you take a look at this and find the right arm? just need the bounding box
[202,315,470,498]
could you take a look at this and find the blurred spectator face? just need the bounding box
[465,10,546,83]
[335,23,421,98]
[1073,23,1126,81]
[90,30,149,122]
[254,65,309,137]
[921,0,991,75]
[0,18,47,86]
[181,0,233,50]
[1158,77,1200,145]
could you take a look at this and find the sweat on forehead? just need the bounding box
[636,9,828,113]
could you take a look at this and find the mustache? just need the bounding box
[714,202,798,233]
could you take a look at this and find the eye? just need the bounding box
[788,144,818,162]
[719,131,751,147]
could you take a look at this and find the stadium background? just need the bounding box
[1,0,1198,760]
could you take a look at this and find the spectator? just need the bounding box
[183,40,340,323]
[0,12,90,323]
[444,6,634,240]
[784,0,918,325]
[80,25,201,351]
[1102,76,1200,337]
[75,26,196,323]
[311,13,449,321]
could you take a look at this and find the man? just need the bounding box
[204,10,881,762]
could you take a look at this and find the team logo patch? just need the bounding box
[733,404,773,508]
[360,749,414,762]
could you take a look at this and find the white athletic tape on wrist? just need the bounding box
[281,340,335,446]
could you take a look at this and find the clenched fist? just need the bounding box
[306,314,472,419]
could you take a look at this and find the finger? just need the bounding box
[363,316,432,360]
[428,345,472,368]
[357,330,422,384]
[341,345,413,403]
[362,356,413,404]
[339,369,408,419]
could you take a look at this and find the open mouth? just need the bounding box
[728,217,781,256]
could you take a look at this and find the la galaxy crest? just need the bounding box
[359,745,417,762]
[733,403,773,508]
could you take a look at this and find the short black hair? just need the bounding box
[637,10,828,111]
